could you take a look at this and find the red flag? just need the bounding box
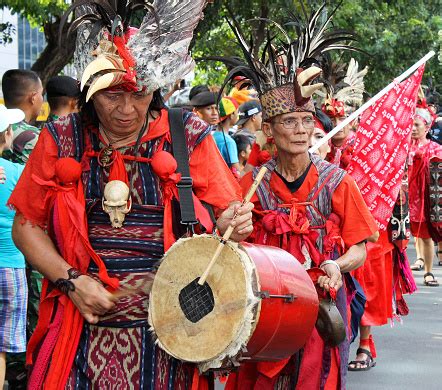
[346,64,425,230]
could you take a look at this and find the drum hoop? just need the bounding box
[148,235,261,371]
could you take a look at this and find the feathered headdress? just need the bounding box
[321,57,368,118]
[219,2,363,121]
[61,0,207,102]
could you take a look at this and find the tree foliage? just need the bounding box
[193,0,442,94]
[0,0,440,94]
[0,21,15,45]
[0,0,73,86]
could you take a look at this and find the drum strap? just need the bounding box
[168,108,198,226]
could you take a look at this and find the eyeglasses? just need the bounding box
[272,117,315,130]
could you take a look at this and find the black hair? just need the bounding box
[78,87,165,125]
[232,133,253,155]
[314,107,333,133]
[2,69,41,107]
[48,95,77,112]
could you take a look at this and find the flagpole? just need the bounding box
[309,50,435,153]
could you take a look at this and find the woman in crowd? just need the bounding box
[0,104,27,389]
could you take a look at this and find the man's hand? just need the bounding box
[216,201,254,242]
[317,263,343,292]
[69,275,116,324]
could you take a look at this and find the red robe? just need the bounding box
[227,163,377,390]
[408,139,442,240]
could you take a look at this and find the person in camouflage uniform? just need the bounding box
[1,69,43,388]
[2,70,43,164]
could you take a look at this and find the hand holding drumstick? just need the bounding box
[199,166,267,285]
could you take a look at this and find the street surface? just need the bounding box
[347,245,442,390]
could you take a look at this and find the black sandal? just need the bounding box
[423,272,439,287]
[348,348,376,371]
[437,251,442,266]
[410,258,424,271]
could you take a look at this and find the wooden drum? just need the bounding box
[149,234,318,371]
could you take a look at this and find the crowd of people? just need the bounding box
[0,1,441,389]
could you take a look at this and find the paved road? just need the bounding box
[347,246,442,390]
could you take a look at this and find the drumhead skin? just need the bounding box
[149,235,258,365]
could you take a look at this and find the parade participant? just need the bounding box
[1,69,43,164]
[190,90,219,125]
[0,105,27,390]
[213,96,241,173]
[322,59,368,169]
[8,1,253,388]
[46,76,80,121]
[408,107,442,286]
[235,100,263,144]
[222,4,378,389]
[311,107,333,159]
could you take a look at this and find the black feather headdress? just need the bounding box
[218,2,364,120]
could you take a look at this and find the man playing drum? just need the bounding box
[8,1,254,388]
[223,4,378,389]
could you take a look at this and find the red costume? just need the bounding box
[8,110,241,389]
[226,156,377,390]
[408,138,442,241]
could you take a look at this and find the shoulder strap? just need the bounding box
[168,108,198,225]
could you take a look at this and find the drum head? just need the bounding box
[149,235,258,364]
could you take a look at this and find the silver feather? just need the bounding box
[128,0,207,93]
[335,58,368,106]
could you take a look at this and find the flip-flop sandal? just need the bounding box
[410,258,424,271]
[423,272,439,287]
[348,348,376,372]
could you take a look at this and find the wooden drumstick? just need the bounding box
[198,166,267,285]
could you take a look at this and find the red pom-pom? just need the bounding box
[55,157,82,184]
[150,151,177,181]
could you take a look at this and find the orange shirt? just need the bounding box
[241,164,377,248]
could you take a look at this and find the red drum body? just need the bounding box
[242,243,319,361]
[149,235,319,371]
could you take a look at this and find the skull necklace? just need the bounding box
[99,120,148,228]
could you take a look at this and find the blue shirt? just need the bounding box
[212,131,239,167]
[0,157,25,268]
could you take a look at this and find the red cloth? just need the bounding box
[352,230,394,326]
[410,221,431,239]
[408,139,442,241]
[242,166,378,249]
[8,111,242,389]
[25,158,119,390]
[225,165,377,389]
[345,64,425,231]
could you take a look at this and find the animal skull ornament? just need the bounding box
[102,180,132,228]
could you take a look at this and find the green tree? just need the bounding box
[193,0,442,94]
[0,0,72,86]
[0,21,14,45]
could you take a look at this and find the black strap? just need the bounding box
[168,108,198,225]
